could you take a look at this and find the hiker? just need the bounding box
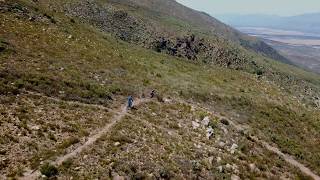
[127,96,134,109]
[150,90,156,98]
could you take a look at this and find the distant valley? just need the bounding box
[238,27,320,74]
[216,14,320,74]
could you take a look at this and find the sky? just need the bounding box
[176,0,320,16]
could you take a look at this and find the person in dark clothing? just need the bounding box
[150,90,156,98]
[127,96,134,109]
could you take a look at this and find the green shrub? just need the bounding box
[58,137,80,149]
[40,163,58,177]
[62,158,73,169]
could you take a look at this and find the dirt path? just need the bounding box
[21,98,150,180]
[19,96,320,179]
[229,120,320,179]
[254,137,320,180]
[178,100,320,180]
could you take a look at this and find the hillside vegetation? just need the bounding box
[0,0,320,179]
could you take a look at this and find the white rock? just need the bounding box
[231,174,240,180]
[74,167,81,171]
[114,142,121,146]
[249,163,258,173]
[217,166,223,173]
[218,141,225,147]
[206,126,214,139]
[225,163,232,170]
[30,125,40,130]
[249,163,255,170]
[216,157,222,163]
[113,174,125,180]
[192,121,200,129]
[232,164,239,174]
[208,156,214,165]
[221,126,228,134]
[202,116,210,126]
[230,144,238,154]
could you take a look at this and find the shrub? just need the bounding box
[40,163,58,177]
[58,137,80,149]
[62,158,73,169]
[255,69,264,76]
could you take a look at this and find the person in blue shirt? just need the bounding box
[127,96,134,109]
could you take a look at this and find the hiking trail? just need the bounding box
[21,97,150,180]
[19,95,320,180]
[183,100,320,180]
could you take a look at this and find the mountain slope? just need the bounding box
[0,0,320,179]
[114,0,290,63]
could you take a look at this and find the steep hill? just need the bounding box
[0,0,320,179]
[111,0,290,63]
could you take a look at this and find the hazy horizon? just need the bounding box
[176,0,320,16]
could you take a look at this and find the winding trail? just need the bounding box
[257,137,320,180]
[179,100,320,180]
[19,94,320,179]
[21,97,150,180]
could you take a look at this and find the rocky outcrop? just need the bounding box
[0,1,56,24]
[65,0,251,70]
[65,0,153,44]
[152,35,248,68]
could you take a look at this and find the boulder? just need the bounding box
[192,121,200,129]
[216,157,222,163]
[202,116,210,126]
[218,141,225,147]
[206,126,214,139]
[231,174,240,180]
[225,163,232,171]
[30,125,41,131]
[230,143,238,154]
[113,173,125,180]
